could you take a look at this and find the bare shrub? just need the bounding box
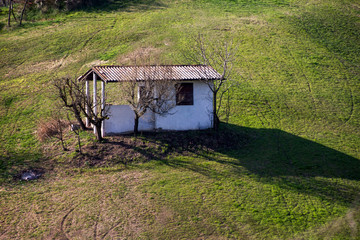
[37,117,67,150]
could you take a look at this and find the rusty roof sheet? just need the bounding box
[79,65,222,82]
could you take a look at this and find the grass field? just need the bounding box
[1,0,360,239]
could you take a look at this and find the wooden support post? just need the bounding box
[93,72,97,135]
[101,80,105,138]
[85,80,90,127]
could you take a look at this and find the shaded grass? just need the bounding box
[1,125,359,239]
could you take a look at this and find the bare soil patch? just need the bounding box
[71,129,250,168]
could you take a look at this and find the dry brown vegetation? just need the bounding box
[117,47,164,65]
[36,118,67,142]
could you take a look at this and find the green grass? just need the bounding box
[0,0,359,239]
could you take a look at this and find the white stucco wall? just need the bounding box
[104,105,155,134]
[103,81,213,134]
[155,81,213,131]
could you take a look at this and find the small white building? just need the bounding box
[78,65,221,136]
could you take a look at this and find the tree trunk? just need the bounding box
[77,134,82,154]
[73,107,86,130]
[59,123,67,151]
[11,0,16,22]
[7,0,11,27]
[60,138,67,151]
[95,123,102,141]
[134,114,139,136]
[19,0,29,26]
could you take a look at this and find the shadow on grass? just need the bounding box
[5,121,358,206]
[0,151,44,183]
[139,123,360,206]
[77,0,167,13]
[10,0,166,30]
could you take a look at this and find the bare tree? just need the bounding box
[183,34,238,130]
[7,0,12,27]
[53,77,87,130]
[149,79,177,116]
[53,77,109,141]
[118,65,177,135]
[19,0,29,26]
[5,0,30,27]
[78,82,109,141]
[119,79,153,136]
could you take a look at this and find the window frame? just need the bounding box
[176,82,194,106]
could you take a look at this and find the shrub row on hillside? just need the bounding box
[5,0,106,11]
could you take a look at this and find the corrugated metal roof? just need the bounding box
[79,65,222,82]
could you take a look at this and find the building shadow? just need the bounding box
[140,123,360,206]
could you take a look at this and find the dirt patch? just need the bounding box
[70,129,250,168]
[5,56,76,78]
[117,47,163,65]
[30,127,250,180]
[83,59,109,68]
[238,16,267,25]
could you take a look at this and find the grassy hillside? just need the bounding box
[1,0,360,239]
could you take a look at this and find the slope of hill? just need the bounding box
[0,0,359,239]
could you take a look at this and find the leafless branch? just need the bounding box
[53,77,109,141]
[182,33,239,130]
[118,65,177,135]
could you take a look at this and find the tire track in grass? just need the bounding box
[241,17,305,132]
[5,39,51,79]
[93,192,107,240]
[301,11,358,128]
[240,58,277,128]
[347,195,360,238]
[283,45,318,120]
[344,88,354,125]
[262,12,324,137]
[93,210,101,240]
[100,175,128,239]
[100,218,124,240]
[241,19,306,166]
[100,172,152,239]
[60,205,79,240]
[331,58,356,127]
[81,16,118,50]
[81,29,104,49]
